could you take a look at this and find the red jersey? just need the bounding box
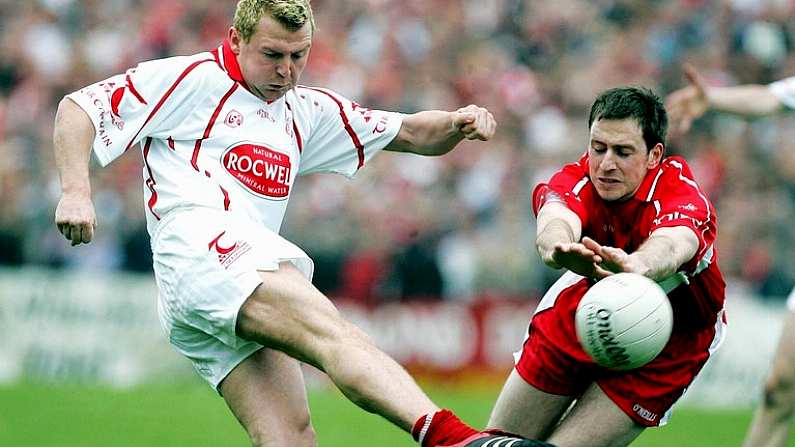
[532,154,725,330]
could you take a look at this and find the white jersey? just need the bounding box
[67,41,403,236]
[769,76,795,109]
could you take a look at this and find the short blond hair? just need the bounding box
[233,0,315,42]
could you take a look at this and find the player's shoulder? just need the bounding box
[658,155,694,177]
[133,51,225,83]
[290,85,351,109]
[654,155,709,197]
[286,86,354,125]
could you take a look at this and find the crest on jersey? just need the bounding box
[222,142,292,199]
[225,110,243,127]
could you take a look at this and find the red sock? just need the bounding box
[412,409,478,447]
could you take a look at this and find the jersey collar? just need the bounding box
[212,39,251,91]
[212,40,281,104]
[632,163,664,202]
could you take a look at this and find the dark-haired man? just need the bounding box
[487,87,727,446]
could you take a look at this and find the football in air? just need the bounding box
[575,272,673,370]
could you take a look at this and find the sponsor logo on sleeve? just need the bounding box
[222,142,292,199]
[351,101,389,134]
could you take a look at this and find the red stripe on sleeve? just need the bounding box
[125,72,148,105]
[191,83,239,171]
[124,58,215,152]
[142,137,161,220]
[301,87,364,169]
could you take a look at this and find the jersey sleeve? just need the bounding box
[768,76,795,110]
[293,87,403,177]
[531,154,592,227]
[66,55,219,167]
[647,157,717,273]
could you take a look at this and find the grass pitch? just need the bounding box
[0,379,787,446]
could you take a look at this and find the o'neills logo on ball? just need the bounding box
[586,307,631,368]
[223,143,291,199]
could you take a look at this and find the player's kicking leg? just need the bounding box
[234,262,553,447]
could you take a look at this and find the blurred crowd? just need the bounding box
[3,0,795,304]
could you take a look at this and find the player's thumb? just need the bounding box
[453,111,475,129]
[683,64,706,90]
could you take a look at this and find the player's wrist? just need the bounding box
[60,183,92,197]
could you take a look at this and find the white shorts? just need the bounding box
[788,287,795,312]
[152,207,314,391]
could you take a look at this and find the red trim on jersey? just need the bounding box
[285,102,303,153]
[210,47,223,69]
[124,58,215,152]
[167,137,175,150]
[142,137,161,220]
[191,83,239,171]
[301,87,365,168]
[125,72,147,105]
[220,186,230,210]
[220,40,251,91]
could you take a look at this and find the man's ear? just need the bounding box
[647,143,664,169]
[228,27,241,54]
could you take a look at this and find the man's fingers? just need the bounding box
[71,226,83,246]
[62,225,72,241]
[683,64,704,89]
[680,116,693,134]
[58,221,95,246]
[82,224,94,244]
[453,112,476,129]
[581,236,601,252]
[593,265,615,279]
[456,107,496,140]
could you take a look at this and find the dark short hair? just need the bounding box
[588,86,667,150]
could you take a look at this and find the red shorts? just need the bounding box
[515,272,726,426]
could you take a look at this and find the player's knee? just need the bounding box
[248,419,316,447]
[762,370,795,411]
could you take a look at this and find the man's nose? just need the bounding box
[276,59,290,78]
[600,150,617,170]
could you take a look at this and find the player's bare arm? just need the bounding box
[384,104,496,155]
[583,226,698,281]
[53,97,97,246]
[666,65,783,134]
[535,202,604,277]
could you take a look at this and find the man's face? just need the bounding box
[229,14,312,102]
[587,118,663,202]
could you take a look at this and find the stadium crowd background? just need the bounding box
[3,0,795,306]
